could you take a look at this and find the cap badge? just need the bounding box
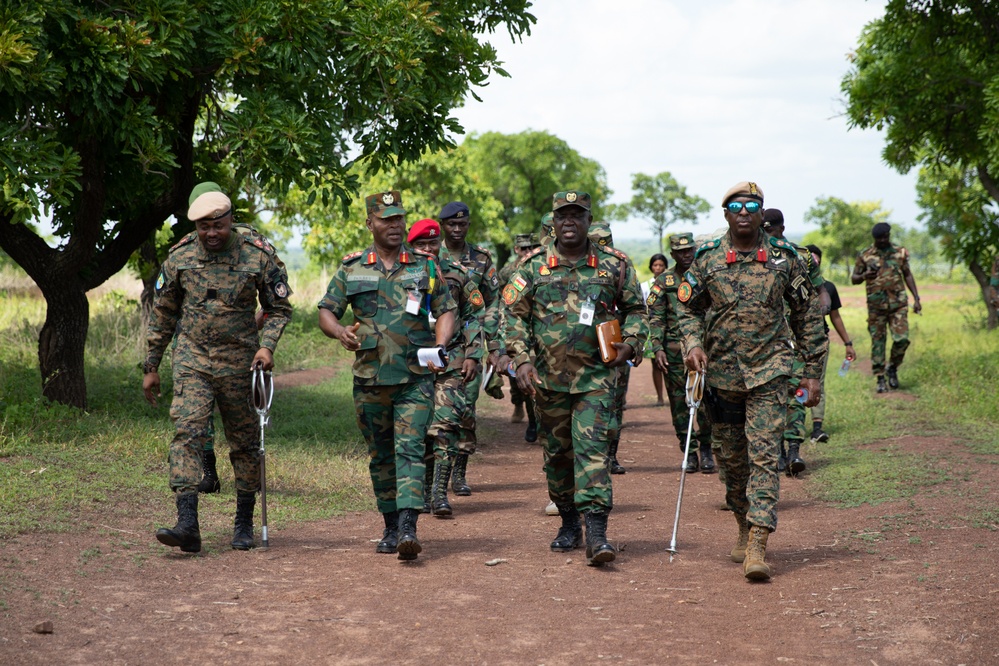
[566,192,577,203]
[382,193,394,205]
[456,211,464,218]
[749,182,759,196]
[679,237,688,245]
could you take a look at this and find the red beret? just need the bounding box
[408,218,441,243]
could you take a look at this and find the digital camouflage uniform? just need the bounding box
[505,236,649,514]
[676,231,827,532]
[318,245,455,513]
[646,255,712,462]
[783,241,825,458]
[440,241,499,454]
[146,229,293,495]
[854,243,914,376]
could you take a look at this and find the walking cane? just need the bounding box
[666,369,705,561]
[252,363,274,548]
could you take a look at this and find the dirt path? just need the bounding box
[2,365,997,665]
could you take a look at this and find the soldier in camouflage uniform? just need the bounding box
[762,209,828,476]
[318,192,456,561]
[506,191,649,567]
[496,233,542,441]
[438,201,500,495]
[677,181,827,581]
[647,232,714,474]
[406,219,484,517]
[144,183,293,553]
[851,222,922,392]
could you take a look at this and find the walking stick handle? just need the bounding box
[685,370,704,408]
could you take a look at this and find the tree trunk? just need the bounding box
[37,287,91,409]
[968,259,998,330]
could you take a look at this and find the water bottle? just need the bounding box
[838,359,851,377]
[795,388,809,404]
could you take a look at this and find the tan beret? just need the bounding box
[721,181,764,206]
[188,191,232,221]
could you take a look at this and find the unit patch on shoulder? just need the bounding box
[677,281,693,303]
[470,289,484,307]
[502,283,518,305]
[274,282,289,298]
[488,266,498,287]
[155,272,165,292]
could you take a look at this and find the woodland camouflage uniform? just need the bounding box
[854,242,914,376]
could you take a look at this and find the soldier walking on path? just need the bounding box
[505,191,648,567]
[144,182,293,553]
[407,219,484,517]
[677,181,827,581]
[439,201,500,496]
[851,222,921,392]
[647,232,714,475]
[318,192,456,561]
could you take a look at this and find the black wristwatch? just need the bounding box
[437,345,450,364]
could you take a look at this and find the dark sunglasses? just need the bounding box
[724,200,762,214]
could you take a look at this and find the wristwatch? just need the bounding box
[437,345,450,364]
[142,361,159,374]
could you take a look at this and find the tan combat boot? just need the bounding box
[744,525,772,581]
[731,513,750,563]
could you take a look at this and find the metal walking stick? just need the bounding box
[666,369,705,561]
[252,363,274,548]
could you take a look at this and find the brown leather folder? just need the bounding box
[596,319,622,363]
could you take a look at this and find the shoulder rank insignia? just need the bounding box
[525,246,545,260]
[768,236,794,252]
[170,232,197,252]
[664,274,675,287]
[695,238,721,258]
[342,250,363,264]
[472,244,493,259]
[677,281,693,303]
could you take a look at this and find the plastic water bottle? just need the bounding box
[795,388,809,404]
[838,359,851,377]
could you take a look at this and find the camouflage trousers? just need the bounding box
[711,376,788,532]
[810,347,830,422]
[169,369,259,494]
[607,365,630,446]
[457,368,481,454]
[784,358,807,446]
[427,368,468,461]
[535,388,614,514]
[868,306,910,376]
[664,347,711,453]
[509,374,528,406]
[353,379,434,513]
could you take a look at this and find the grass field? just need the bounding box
[0,269,996,538]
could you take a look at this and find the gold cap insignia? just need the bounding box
[679,237,688,245]
[382,193,394,205]
[566,192,577,203]
[749,183,759,196]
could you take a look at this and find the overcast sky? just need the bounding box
[452,0,918,241]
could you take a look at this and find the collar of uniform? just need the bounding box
[548,240,595,268]
[443,242,469,263]
[196,234,241,264]
[724,230,767,258]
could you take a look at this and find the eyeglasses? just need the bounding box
[724,200,762,214]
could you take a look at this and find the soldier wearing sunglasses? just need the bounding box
[676,181,827,581]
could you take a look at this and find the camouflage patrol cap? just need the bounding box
[588,220,613,247]
[514,233,535,249]
[365,191,406,219]
[669,232,695,251]
[552,190,591,211]
[541,212,555,239]
[722,181,764,206]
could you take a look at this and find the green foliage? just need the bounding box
[623,172,710,254]
[802,197,890,275]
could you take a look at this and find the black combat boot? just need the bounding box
[421,461,433,514]
[608,438,626,474]
[376,510,399,554]
[451,453,472,496]
[524,396,538,443]
[549,502,583,552]
[396,508,422,561]
[683,445,699,474]
[583,511,616,566]
[699,440,716,474]
[787,442,806,476]
[231,490,256,550]
[198,450,221,494]
[431,457,453,517]
[810,420,829,443]
[876,375,888,393]
[156,491,201,553]
[886,364,899,389]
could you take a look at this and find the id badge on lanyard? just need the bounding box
[406,290,421,315]
[579,296,595,326]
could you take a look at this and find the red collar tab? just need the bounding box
[726,249,737,264]
[586,254,598,268]
[548,254,559,269]
[757,247,768,262]
[365,251,377,265]
[400,250,411,264]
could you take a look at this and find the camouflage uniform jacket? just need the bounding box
[318,244,456,385]
[676,231,828,391]
[435,254,485,372]
[504,241,649,393]
[441,242,499,342]
[646,268,684,354]
[487,256,526,354]
[854,243,911,311]
[146,231,293,375]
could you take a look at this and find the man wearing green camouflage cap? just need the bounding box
[677,181,827,581]
[318,190,457,561]
[647,232,714,475]
[145,181,293,553]
[506,190,649,567]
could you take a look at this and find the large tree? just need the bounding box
[0,1,534,408]
[625,171,710,253]
[802,197,890,276]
